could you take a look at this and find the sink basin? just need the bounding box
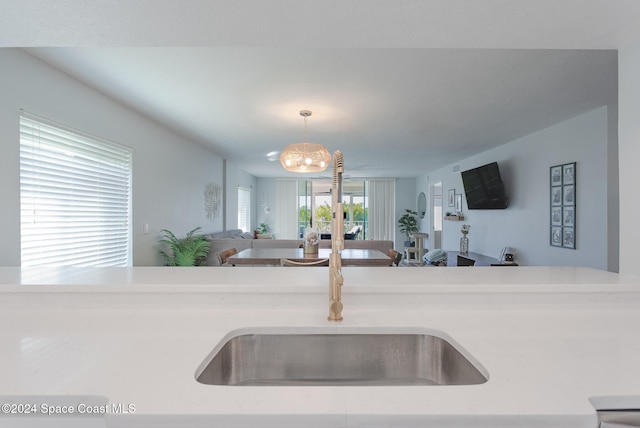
[195,328,487,386]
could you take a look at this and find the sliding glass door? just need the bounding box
[343,181,367,239]
[296,179,368,239]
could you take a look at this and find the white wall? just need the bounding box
[0,48,235,266]
[619,39,640,276]
[607,103,620,273]
[417,106,616,270]
[224,160,258,232]
[256,178,278,236]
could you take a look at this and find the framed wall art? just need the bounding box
[550,162,576,249]
[455,193,462,214]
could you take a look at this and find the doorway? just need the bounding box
[430,182,442,249]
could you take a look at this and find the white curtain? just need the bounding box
[275,179,299,239]
[368,179,396,241]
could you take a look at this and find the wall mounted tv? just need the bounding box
[461,162,509,209]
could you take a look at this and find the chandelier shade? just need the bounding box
[280,142,332,172]
[280,110,331,173]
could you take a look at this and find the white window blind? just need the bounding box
[237,186,251,232]
[19,112,132,267]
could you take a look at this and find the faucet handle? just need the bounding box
[328,301,343,322]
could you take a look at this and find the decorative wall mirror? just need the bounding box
[417,192,427,219]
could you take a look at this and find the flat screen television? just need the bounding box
[461,162,509,209]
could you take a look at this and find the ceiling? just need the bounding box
[3,1,638,179]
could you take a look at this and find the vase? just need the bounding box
[459,235,469,255]
[303,242,319,256]
[304,227,319,256]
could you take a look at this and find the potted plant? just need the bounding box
[159,226,211,266]
[254,222,271,239]
[398,209,419,247]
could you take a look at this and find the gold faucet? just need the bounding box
[328,150,344,321]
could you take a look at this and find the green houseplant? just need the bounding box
[159,226,211,266]
[398,209,419,246]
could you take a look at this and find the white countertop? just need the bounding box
[1,266,640,427]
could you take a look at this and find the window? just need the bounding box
[19,112,132,267]
[237,186,251,232]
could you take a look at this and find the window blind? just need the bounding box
[237,186,251,233]
[19,112,132,267]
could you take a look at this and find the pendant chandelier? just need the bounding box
[280,110,331,173]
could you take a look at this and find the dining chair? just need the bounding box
[217,248,238,266]
[387,249,403,266]
[280,258,330,267]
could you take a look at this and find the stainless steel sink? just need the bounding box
[195,328,487,386]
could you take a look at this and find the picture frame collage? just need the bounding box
[550,162,576,249]
[448,188,463,215]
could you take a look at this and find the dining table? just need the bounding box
[227,247,392,267]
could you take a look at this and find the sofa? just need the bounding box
[204,229,394,266]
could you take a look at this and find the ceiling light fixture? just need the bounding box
[280,110,331,173]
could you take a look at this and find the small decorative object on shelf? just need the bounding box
[444,213,465,221]
[459,224,471,255]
